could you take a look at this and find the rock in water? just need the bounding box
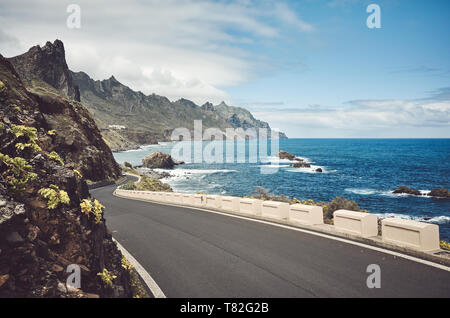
[278,151,296,160]
[315,168,323,173]
[427,188,449,198]
[392,186,421,196]
[142,152,176,169]
[291,161,311,168]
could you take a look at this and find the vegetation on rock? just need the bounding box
[440,240,450,251]
[48,151,64,166]
[97,268,116,288]
[80,198,105,224]
[38,185,70,210]
[0,153,37,192]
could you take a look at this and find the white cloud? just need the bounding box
[0,0,313,105]
[251,91,450,137]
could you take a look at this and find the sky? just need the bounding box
[0,0,449,138]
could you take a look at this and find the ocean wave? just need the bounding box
[285,165,331,174]
[257,164,291,168]
[156,168,237,182]
[374,213,450,225]
[345,188,433,198]
[261,155,312,164]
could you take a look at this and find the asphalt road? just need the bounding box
[91,177,450,298]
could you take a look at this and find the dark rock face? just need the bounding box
[201,102,214,111]
[33,93,121,182]
[142,152,177,169]
[0,55,131,297]
[427,188,449,198]
[315,168,323,173]
[393,186,421,196]
[8,40,80,102]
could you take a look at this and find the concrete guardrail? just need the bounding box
[382,218,440,252]
[239,198,262,216]
[206,195,221,209]
[333,210,378,238]
[220,196,240,213]
[193,194,205,207]
[261,201,289,220]
[289,204,324,225]
[114,189,443,253]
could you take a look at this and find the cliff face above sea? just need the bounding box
[0,54,130,297]
[9,40,287,152]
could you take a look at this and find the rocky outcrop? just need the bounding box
[34,93,121,181]
[291,161,311,168]
[8,40,80,102]
[278,151,296,161]
[278,151,312,168]
[427,188,449,198]
[393,186,449,198]
[392,186,422,196]
[0,55,131,297]
[142,152,179,169]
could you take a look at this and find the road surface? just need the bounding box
[91,177,450,297]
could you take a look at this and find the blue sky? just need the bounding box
[0,0,449,137]
[226,0,450,137]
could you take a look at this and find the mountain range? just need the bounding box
[8,40,287,152]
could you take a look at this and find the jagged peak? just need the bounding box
[177,98,198,107]
[217,101,228,107]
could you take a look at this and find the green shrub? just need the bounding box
[121,166,139,175]
[0,80,6,94]
[97,268,116,288]
[250,186,291,203]
[80,198,105,224]
[48,151,64,166]
[323,197,364,220]
[136,176,172,192]
[11,124,42,153]
[441,240,450,251]
[0,153,37,191]
[38,185,70,209]
[120,181,137,190]
[124,161,133,169]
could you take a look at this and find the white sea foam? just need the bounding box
[345,188,433,198]
[262,155,312,164]
[156,168,237,182]
[285,165,330,174]
[374,213,450,225]
[256,164,291,168]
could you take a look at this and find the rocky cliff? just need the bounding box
[9,40,287,152]
[7,41,120,182]
[0,55,130,297]
[8,40,80,102]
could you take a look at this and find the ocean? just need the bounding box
[113,138,450,240]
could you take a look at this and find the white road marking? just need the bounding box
[113,238,166,298]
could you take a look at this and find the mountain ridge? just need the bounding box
[8,40,287,152]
